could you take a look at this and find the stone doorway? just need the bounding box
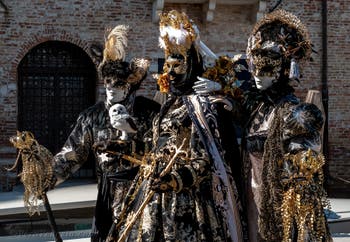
[17,41,97,178]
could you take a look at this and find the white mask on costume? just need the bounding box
[254,75,275,91]
[106,84,131,105]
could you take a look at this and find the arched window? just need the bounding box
[18,41,97,178]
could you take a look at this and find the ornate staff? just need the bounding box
[7,131,62,242]
[115,138,187,242]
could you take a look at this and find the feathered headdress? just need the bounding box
[99,25,150,86]
[158,10,200,60]
[103,25,129,63]
[157,11,205,93]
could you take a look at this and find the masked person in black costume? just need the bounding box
[49,25,160,242]
[241,10,332,242]
[113,11,244,242]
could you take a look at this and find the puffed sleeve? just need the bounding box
[278,103,330,241]
[52,111,94,186]
[280,102,325,183]
[282,103,324,154]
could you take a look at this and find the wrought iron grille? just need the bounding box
[18,41,97,178]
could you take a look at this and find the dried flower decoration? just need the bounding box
[202,56,246,99]
[157,73,170,93]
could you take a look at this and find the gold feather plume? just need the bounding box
[103,25,129,62]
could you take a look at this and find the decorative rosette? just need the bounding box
[157,73,170,93]
[202,55,247,99]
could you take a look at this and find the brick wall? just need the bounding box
[324,0,350,196]
[0,0,160,176]
[0,0,349,195]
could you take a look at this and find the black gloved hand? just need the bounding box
[151,173,177,193]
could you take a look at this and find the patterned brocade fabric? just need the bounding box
[243,88,332,242]
[115,94,243,242]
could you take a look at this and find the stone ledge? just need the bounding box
[0,179,97,216]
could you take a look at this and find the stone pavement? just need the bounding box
[0,180,349,241]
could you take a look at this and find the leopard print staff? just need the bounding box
[7,131,62,242]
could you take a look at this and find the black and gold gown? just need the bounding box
[242,82,332,242]
[116,94,244,242]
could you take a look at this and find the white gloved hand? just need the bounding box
[193,76,222,94]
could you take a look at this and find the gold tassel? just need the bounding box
[281,149,329,241]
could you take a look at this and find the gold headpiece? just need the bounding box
[159,10,199,59]
[157,10,203,93]
[247,9,312,61]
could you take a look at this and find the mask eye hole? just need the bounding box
[113,80,128,88]
[105,78,112,84]
[261,66,274,73]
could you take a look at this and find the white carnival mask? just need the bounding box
[254,75,275,91]
[105,84,131,105]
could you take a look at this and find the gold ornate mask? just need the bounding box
[163,55,189,94]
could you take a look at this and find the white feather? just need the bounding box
[159,25,190,49]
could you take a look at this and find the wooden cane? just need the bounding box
[42,193,63,242]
